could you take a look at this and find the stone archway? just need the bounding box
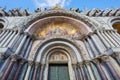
[42,47,76,80]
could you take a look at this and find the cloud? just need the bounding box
[34,0,71,8]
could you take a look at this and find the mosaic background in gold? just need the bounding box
[34,22,80,38]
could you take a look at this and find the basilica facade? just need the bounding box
[0,6,120,80]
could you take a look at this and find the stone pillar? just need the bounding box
[73,65,79,80]
[3,31,16,47]
[108,31,120,46]
[105,30,118,47]
[83,39,94,58]
[13,60,25,80]
[102,30,115,47]
[15,34,27,55]
[93,59,107,80]
[0,30,12,46]
[24,39,33,58]
[87,37,98,57]
[79,64,86,80]
[0,30,9,42]
[32,62,39,80]
[86,62,95,80]
[1,55,17,80]
[7,32,19,48]
[101,56,120,80]
[96,30,110,49]
[90,34,103,54]
[0,30,5,37]
[21,37,30,56]
[24,61,33,80]
[39,64,44,80]
[109,56,120,77]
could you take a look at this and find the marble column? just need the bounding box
[102,30,115,47]
[87,37,98,57]
[0,30,12,46]
[86,63,95,80]
[105,31,119,47]
[106,61,120,79]
[13,60,25,80]
[24,39,33,58]
[15,34,27,55]
[39,64,44,80]
[7,32,19,48]
[108,31,120,46]
[21,37,30,56]
[1,55,17,80]
[3,31,16,47]
[73,65,79,80]
[100,30,113,47]
[111,31,120,44]
[96,63,107,80]
[32,62,39,80]
[101,56,120,80]
[90,34,103,54]
[109,57,120,77]
[83,39,94,58]
[96,30,110,49]
[80,65,86,80]
[0,30,5,37]
[0,30,9,42]
[24,61,33,80]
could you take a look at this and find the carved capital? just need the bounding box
[28,61,33,66]
[11,54,17,61]
[35,62,40,68]
[100,56,110,62]
[20,59,26,64]
[92,59,100,64]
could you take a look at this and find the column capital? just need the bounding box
[19,59,26,64]
[28,60,33,66]
[92,58,101,64]
[10,54,18,61]
[100,56,110,62]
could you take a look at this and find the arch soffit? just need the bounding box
[35,38,83,63]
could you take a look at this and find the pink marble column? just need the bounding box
[96,63,107,80]
[106,61,120,80]
[13,61,24,80]
[32,63,39,80]
[80,65,86,80]
[1,60,15,80]
[74,65,79,80]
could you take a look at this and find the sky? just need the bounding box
[0,0,120,12]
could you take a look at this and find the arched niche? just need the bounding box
[33,38,82,64]
[113,22,120,34]
[25,16,93,38]
[0,23,4,29]
[110,17,120,34]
